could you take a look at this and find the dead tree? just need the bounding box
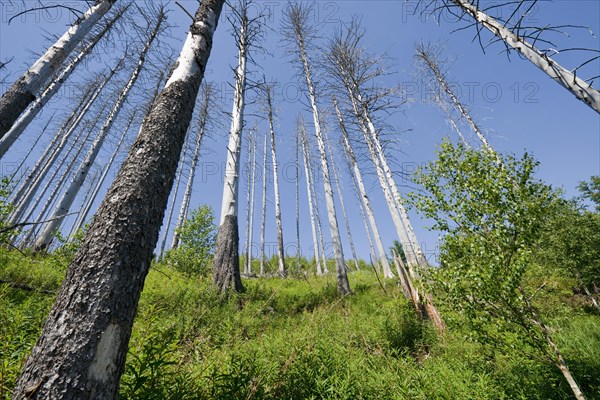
[295,119,302,272]
[34,9,166,250]
[263,82,286,276]
[243,130,257,275]
[0,0,118,137]
[172,83,214,249]
[0,4,130,159]
[12,1,225,398]
[418,0,599,114]
[283,2,350,294]
[213,0,264,293]
[259,132,268,276]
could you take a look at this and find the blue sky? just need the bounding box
[1,0,599,264]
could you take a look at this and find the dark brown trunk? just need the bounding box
[0,82,35,137]
[213,214,244,293]
[11,1,225,398]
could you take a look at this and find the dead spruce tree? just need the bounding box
[243,129,257,275]
[0,4,130,159]
[12,1,225,398]
[213,0,264,293]
[34,9,166,250]
[418,0,600,114]
[0,0,118,137]
[283,2,350,294]
[172,83,214,249]
[323,19,425,268]
[415,42,493,150]
[259,132,268,276]
[298,117,324,276]
[263,82,286,276]
[333,97,392,277]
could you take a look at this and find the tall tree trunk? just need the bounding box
[159,135,188,258]
[68,171,101,238]
[243,132,255,275]
[71,111,137,237]
[299,119,323,276]
[0,5,128,159]
[324,125,359,271]
[172,84,211,250]
[448,0,600,114]
[12,2,224,398]
[334,98,393,277]
[213,10,250,294]
[0,0,117,137]
[295,121,302,272]
[259,133,268,276]
[8,62,122,226]
[286,5,350,294]
[264,84,286,276]
[34,12,165,250]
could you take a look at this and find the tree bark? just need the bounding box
[0,0,117,137]
[259,133,268,276]
[12,1,224,398]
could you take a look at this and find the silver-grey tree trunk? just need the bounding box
[259,133,268,276]
[0,0,117,137]
[11,1,224,398]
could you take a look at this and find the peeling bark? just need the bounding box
[213,214,244,293]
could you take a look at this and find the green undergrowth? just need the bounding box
[0,250,598,399]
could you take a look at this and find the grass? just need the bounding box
[1,250,599,399]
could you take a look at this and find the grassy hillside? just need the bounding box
[1,249,598,399]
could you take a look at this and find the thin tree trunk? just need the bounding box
[520,287,586,400]
[160,135,188,258]
[243,132,254,275]
[9,61,122,226]
[67,171,101,238]
[334,98,393,277]
[264,84,286,276]
[259,133,268,276]
[295,122,302,272]
[449,0,600,114]
[324,125,359,271]
[12,2,224,398]
[34,12,164,250]
[172,84,211,250]
[71,111,137,237]
[0,5,128,159]
[0,0,117,137]
[246,131,257,275]
[213,11,250,294]
[299,119,323,276]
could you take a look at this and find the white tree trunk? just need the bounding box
[259,133,268,276]
[243,133,254,275]
[0,0,117,137]
[9,61,122,226]
[34,13,164,250]
[324,126,359,271]
[334,99,393,277]
[172,85,211,250]
[0,5,128,159]
[246,132,257,275]
[294,29,350,294]
[451,0,600,114]
[295,123,302,272]
[265,85,286,276]
[299,119,323,275]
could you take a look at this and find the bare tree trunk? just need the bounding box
[299,119,323,276]
[159,136,188,258]
[259,133,268,276]
[213,5,251,293]
[415,43,492,150]
[448,0,600,114]
[0,0,117,137]
[8,62,122,226]
[284,4,350,294]
[34,12,165,250]
[12,1,224,398]
[67,171,101,238]
[264,84,286,276]
[172,84,212,250]
[243,132,255,275]
[0,5,128,159]
[324,125,359,271]
[334,98,393,277]
[295,121,302,272]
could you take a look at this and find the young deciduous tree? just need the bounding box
[409,140,585,400]
[12,1,225,397]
